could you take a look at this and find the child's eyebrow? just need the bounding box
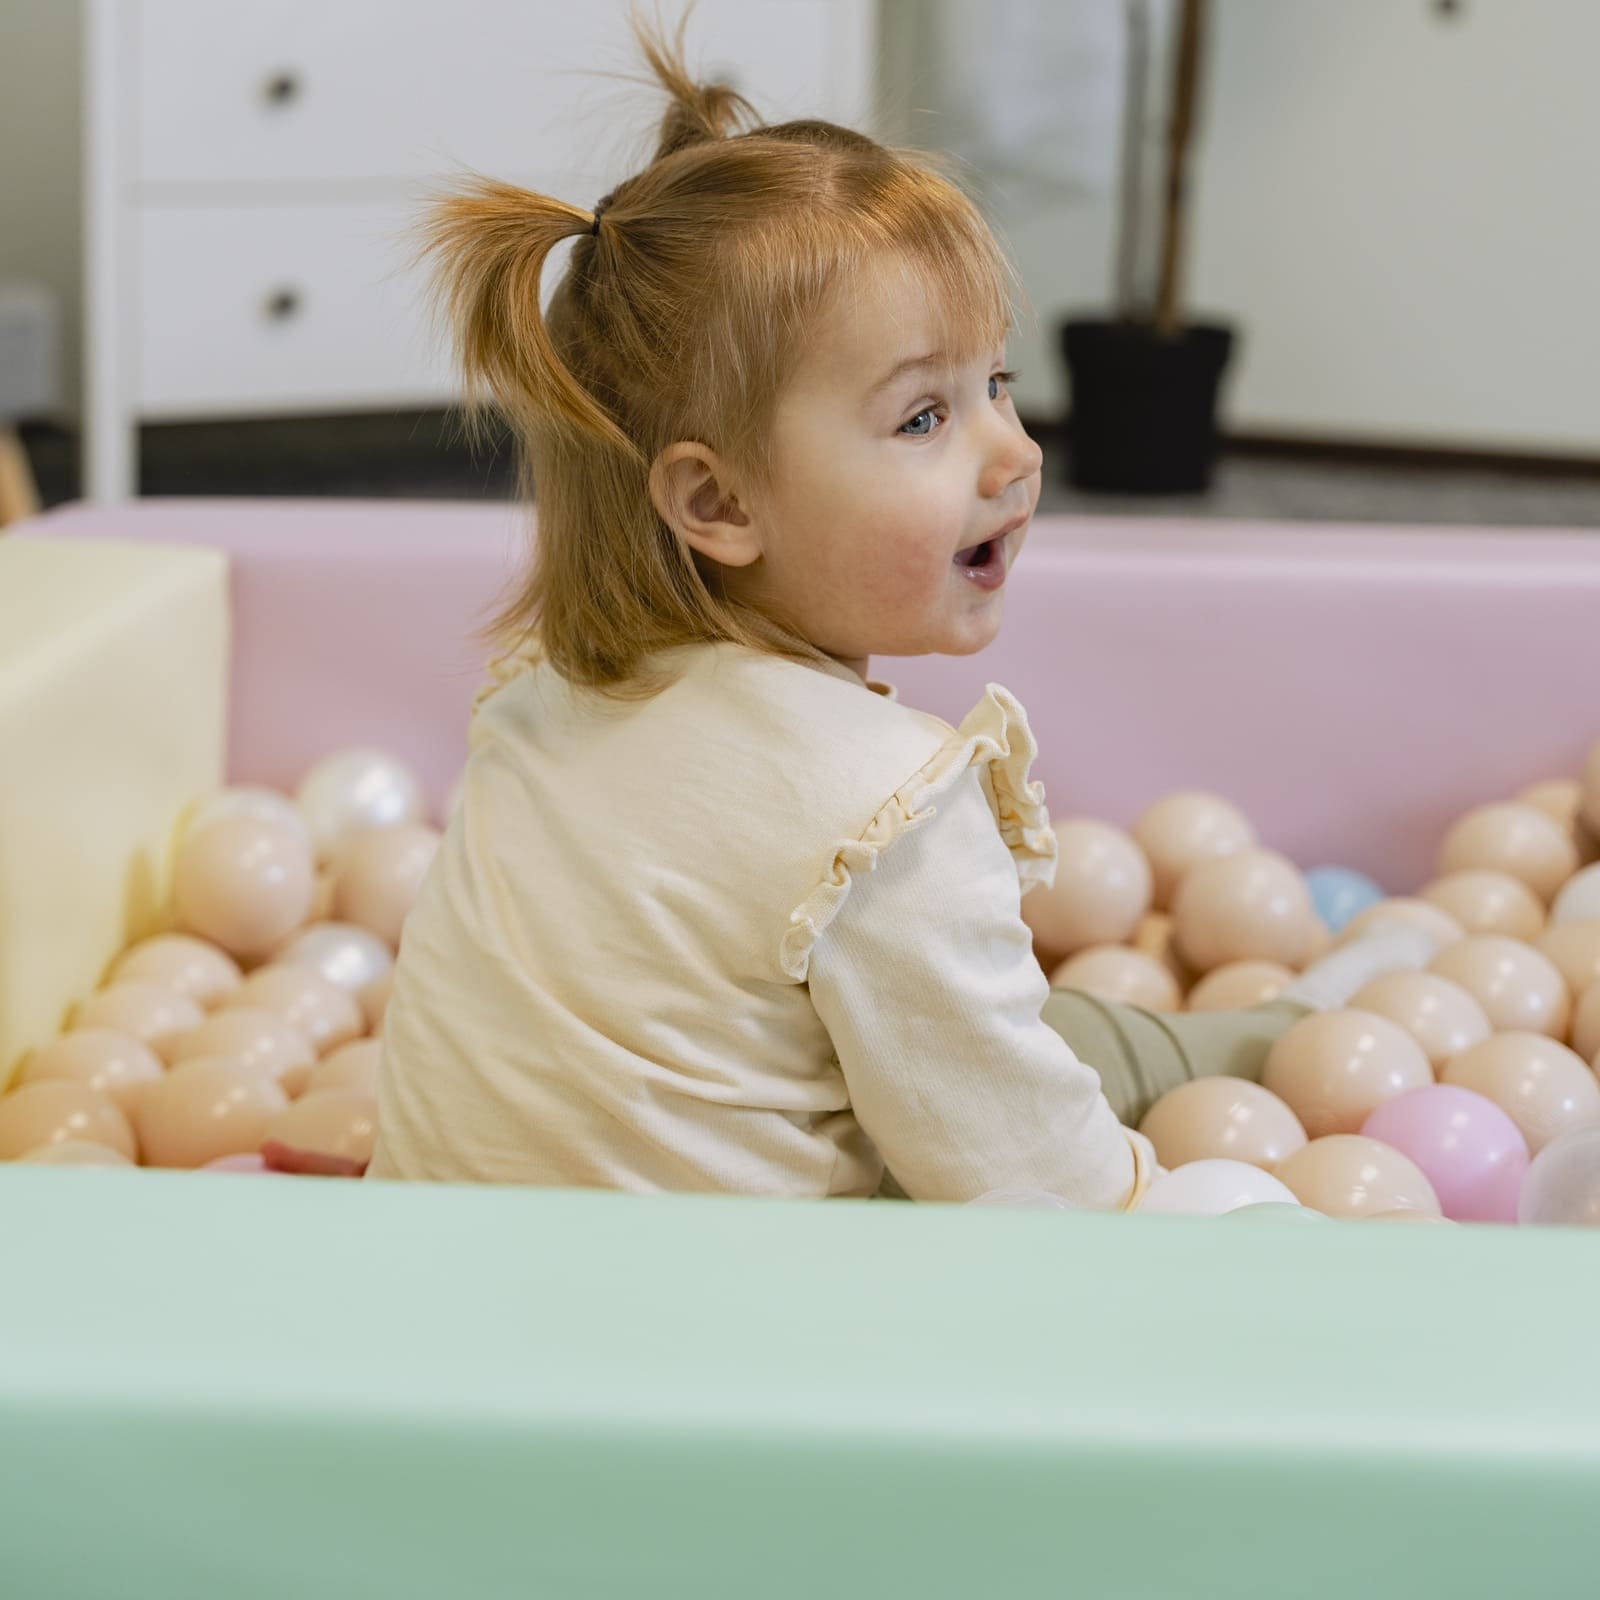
[862,351,953,402]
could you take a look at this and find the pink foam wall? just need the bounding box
[19,498,1600,890]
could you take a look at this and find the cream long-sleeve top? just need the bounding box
[367,639,1157,1207]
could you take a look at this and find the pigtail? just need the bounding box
[408,175,641,466]
[633,9,762,160]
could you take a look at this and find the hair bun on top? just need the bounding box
[636,16,763,160]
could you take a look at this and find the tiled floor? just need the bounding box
[17,412,1600,530]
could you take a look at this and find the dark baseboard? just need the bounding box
[1019,415,1600,481]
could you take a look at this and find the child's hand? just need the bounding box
[259,1139,368,1179]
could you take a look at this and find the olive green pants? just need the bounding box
[1040,990,1310,1128]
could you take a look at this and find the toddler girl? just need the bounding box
[359,26,1432,1205]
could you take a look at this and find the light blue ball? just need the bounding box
[1305,865,1386,933]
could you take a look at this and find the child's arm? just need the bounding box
[805,766,1156,1209]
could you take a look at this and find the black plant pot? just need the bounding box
[1059,317,1237,495]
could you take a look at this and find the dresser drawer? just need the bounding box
[133,0,871,186]
[134,199,458,416]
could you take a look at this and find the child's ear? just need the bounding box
[649,442,762,568]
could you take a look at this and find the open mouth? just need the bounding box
[952,535,1007,591]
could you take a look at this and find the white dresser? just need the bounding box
[83,0,875,499]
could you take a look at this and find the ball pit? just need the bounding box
[4,502,1600,1597]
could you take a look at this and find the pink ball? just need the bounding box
[201,1152,281,1174]
[1360,1084,1530,1224]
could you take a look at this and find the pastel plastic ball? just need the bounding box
[16,1139,134,1167]
[134,1058,290,1169]
[201,1152,280,1174]
[1261,1009,1434,1139]
[1022,819,1152,959]
[1517,779,1582,830]
[223,965,364,1060]
[305,1038,381,1098]
[1129,792,1256,911]
[1184,959,1295,1013]
[187,783,312,844]
[1272,1134,1442,1218]
[164,1006,317,1098]
[1437,802,1579,904]
[263,1089,378,1165]
[296,748,426,865]
[1138,1077,1307,1170]
[173,815,316,961]
[1305,866,1386,934]
[1420,870,1545,942]
[1136,1158,1299,1216]
[1517,1122,1600,1226]
[1171,849,1317,974]
[1440,1032,1600,1154]
[1573,982,1600,1065]
[1348,972,1492,1071]
[1360,1084,1529,1223]
[71,981,204,1064]
[275,921,394,1019]
[1534,921,1600,998]
[1049,946,1181,1011]
[333,823,441,949]
[1428,936,1570,1038]
[108,933,243,1009]
[18,1029,165,1116]
[1551,863,1600,926]
[0,1081,138,1162]
[1337,898,1465,949]
[970,1189,1075,1210]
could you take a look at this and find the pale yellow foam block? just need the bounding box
[0,537,229,1084]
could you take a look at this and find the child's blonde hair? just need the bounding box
[413,13,1016,695]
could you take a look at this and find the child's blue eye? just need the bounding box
[990,369,1018,400]
[900,408,937,436]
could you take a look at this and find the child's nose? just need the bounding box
[980,419,1044,499]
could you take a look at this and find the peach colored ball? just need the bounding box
[18,1030,165,1116]
[275,922,395,1022]
[1170,849,1316,974]
[71,981,204,1065]
[1130,792,1256,911]
[1049,946,1181,1011]
[1428,936,1571,1038]
[134,1058,290,1168]
[1517,779,1582,831]
[1551,864,1600,926]
[108,933,243,1009]
[0,1081,138,1162]
[1437,802,1580,904]
[1273,1135,1442,1219]
[1535,921,1600,999]
[1261,1009,1433,1140]
[1347,972,1492,1071]
[333,823,441,949]
[223,965,364,1059]
[305,1038,381,1098]
[16,1139,133,1167]
[1573,982,1600,1065]
[164,1006,317,1097]
[264,1088,378,1165]
[173,816,316,961]
[1581,741,1600,836]
[1336,898,1465,950]
[1419,870,1545,942]
[1138,1076,1306,1170]
[1441,1032,1600,1154]
[1185,959,1296,1013]
[1022,819,1152,959]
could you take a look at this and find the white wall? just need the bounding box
[882,0,1600,458]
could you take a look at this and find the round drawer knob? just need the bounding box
[263,287,303,321]
[261,70,303,107]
